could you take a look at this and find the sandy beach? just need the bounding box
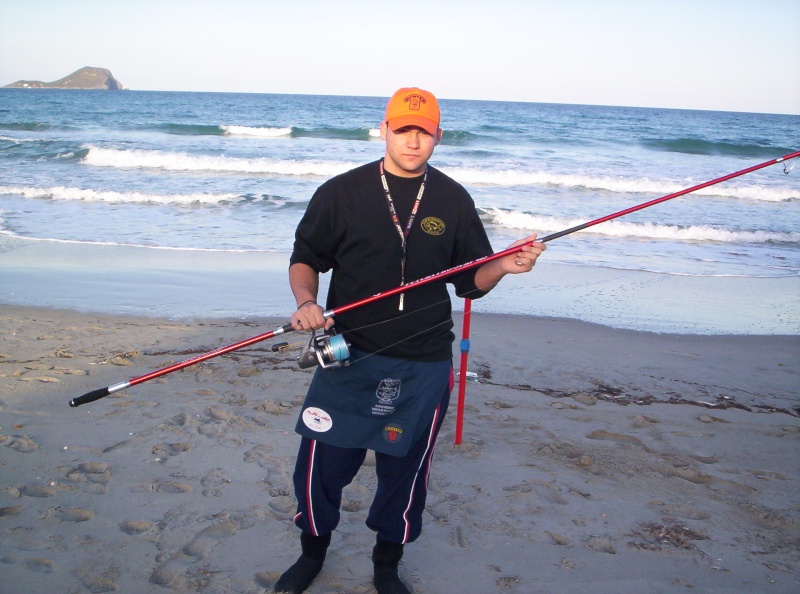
[0,305,797,593]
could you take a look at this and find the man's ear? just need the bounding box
[380,121,388,140]
[435,128,443,145]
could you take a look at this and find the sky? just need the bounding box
[1,0,798,115]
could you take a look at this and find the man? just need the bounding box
[275,87,545,594]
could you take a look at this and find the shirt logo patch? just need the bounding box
[421,217,445,236]
[302,407,333,432]
[384,424,404,443]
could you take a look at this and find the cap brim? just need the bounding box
[387,115,439,136]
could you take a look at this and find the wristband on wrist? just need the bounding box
[296,299,317,310]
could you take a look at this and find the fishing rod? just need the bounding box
[68,150,799,408]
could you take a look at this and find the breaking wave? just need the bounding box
[485,207,800,244]
[221,125,292,137]
[442,166,798,202]
[0,185,241,205]
[75,146,798,201]
[80,146,356,177]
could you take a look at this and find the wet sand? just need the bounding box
[2,233,799,334]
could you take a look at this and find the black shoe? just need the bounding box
[274,532,331,593]
[371,535,411,594]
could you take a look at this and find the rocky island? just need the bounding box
[4,67,124,90]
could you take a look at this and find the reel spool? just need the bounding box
[297,329,351,369]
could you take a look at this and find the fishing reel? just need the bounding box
[297,329,351,369]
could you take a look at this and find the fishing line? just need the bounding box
[345,319,456,367]
[333,291,473,340]
[323,277,497,365]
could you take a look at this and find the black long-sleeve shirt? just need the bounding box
[290,160,494,361]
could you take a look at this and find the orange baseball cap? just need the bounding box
[384,87,440,135]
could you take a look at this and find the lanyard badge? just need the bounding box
[379,159,427,311]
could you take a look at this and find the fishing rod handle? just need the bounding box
[68,323,296,408]
[69,381,130,408]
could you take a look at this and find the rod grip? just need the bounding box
[69,387,110,408]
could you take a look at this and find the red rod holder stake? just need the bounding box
[454,298,473,445]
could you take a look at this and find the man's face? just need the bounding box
[380,123,442,177]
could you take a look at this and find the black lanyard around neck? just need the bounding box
[379,158,427,311]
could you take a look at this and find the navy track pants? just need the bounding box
[290,378,451,544]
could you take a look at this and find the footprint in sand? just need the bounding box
[451,524,469,548]
[254,571,281,590]
[243,444,292,495]
[220,391,248,406]
[152,441,194,460]
[151,479,193,494]
[150,559,187,590]
[229,505,269,530]
[666,465,757,496]
[205,406,238,422]
[341,483,370,512]
[268,496,296,520]
[242,444,276,467]
[18,376,62,383]
[0,505,24,517]
[196,412,244,445]
[79,461,111,474]
[26,558,57,573]
[428,490,476,527]
[162,412,192,428]
[20,484,57,498]
[503,480,568,505]
[53,507,94,522]
[253,399,292,415]
[530,480,569,505]
[264,464,292,497]
[585,535,617,554]
[1,435,40,453]
[120,520,159,538]
[64,461,112,494]
[201,468,230,497]
[74,569,118,594]
[586,429,648,449]
[182,520,239,558]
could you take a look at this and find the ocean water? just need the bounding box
[0,89,798,333]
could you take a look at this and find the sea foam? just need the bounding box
[220,125,292,137]
[487,208,800,244]
[81,146,357,177]
[443,167,799,202]
[0,185,240,205]
[77,147,798,202]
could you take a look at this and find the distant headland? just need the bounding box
[3,67,124,90]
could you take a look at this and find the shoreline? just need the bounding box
[1,234,798,335]
[7,303,798,414]
[0,305,797,593]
